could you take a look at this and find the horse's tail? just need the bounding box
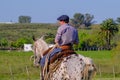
[81,57,97,80]
[91,64,97,79]
[82,63,97,80]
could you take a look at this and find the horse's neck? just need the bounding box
[34,39,49,57]
[39,39,49,50]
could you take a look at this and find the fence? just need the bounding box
[0,63,120,80]
[96,64,120,79]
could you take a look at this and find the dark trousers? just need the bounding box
[40,48,62,67]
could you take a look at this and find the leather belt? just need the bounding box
[59,44,73,50]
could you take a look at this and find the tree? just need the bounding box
[70,13,94,28]
[18,15,31,23]
[0,38,8,48]
[70,13,84,28]
[84,13,94,27]
[116,17,120,24]
[100,18,119,50]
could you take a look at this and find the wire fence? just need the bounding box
[96,64,120,79]
[0,63,120,80]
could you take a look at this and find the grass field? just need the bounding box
[77,50,120,79]
[0,50,120,80]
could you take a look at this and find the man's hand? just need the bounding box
[55,43,60,48]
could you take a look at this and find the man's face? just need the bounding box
[58,21,65,25]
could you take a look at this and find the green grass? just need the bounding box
[0,50,40,80]
[0,50,120,80]
[77,50,113,64]
[93,78,120,80]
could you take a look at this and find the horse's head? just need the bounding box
[32,36,49,66]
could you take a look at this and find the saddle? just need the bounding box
[42,44,73,56]
[50,49,76,64]
[42,44,76,64]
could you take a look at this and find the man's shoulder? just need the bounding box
[69,25,77,31]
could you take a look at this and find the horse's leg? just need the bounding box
[30,55,34,61]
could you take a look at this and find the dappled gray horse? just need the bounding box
[31,36,96,80]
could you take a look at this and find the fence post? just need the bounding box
[98,64,101,78]
[112,65,115,79]
[26,65,30,80]
[9,65,14,80]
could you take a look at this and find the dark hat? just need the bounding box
[57,15,69,23]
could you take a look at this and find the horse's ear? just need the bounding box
[40,35,45,40]
[32,35,37,41]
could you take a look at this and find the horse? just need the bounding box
[31,36,97,80]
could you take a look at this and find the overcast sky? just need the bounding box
[0,0,120,23]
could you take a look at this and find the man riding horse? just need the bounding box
[40,15,79,80]
[40,15,79,67]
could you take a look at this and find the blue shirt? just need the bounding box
[55,24,79,46]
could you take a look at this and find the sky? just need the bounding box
[0,0,120,23]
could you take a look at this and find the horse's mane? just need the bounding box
[33,36,49,58]
[37,37,49,49]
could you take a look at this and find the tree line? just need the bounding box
[18,12,120,26]
[0,12,120,50]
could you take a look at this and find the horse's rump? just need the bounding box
[44,54,85,80]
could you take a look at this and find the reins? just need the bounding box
[42,44,57,79]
